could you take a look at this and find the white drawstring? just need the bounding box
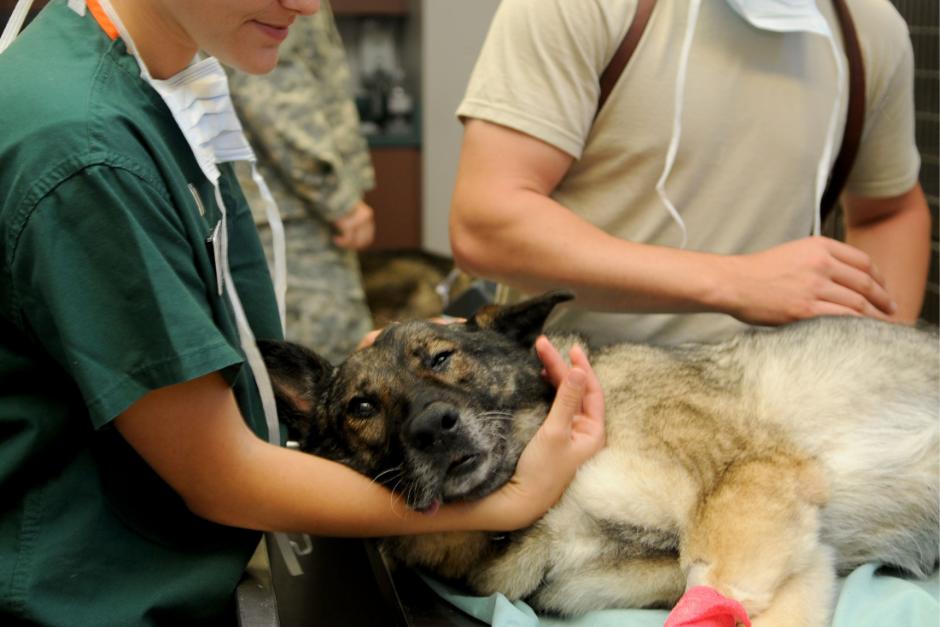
[67,0,86,16]
[214,184,304,577]
[251,163,287,332]
[654,0,702,250]
[0,0,34,53]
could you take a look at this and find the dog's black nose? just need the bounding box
[405,402,460,451]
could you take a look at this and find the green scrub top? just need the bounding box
[0,2,283,625]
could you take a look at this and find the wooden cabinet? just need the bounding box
[330,0,410,16]
[332,0,422,250]
[365,147,422,250]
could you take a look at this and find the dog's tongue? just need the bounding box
[420,500,441,516]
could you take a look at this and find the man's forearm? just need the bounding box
[451,188,729,315]
[844,185,932,322]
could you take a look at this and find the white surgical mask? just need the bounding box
[724,0,831,36]
[2,0,303,575]
[657,0,845,246]
[123,51,289,321]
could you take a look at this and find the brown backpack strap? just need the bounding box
[596,0,656,117]
[820,0,866,222]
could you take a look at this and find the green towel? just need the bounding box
[424,563,939,627]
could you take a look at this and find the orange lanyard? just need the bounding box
[86,0,118,40]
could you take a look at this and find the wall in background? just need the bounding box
[420,0,500,256]
[890,0,939,324]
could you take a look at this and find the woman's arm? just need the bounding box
[114,341,604,537]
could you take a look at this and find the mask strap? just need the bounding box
[654,0,701,249]
[214,184,306,577]
[0,0,34,54]
[812,31,846,236]
[250,164,287,333]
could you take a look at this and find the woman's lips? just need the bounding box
[254,21,290,42]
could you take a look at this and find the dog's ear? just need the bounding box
[256,339,333,445]
[466,291,574,346]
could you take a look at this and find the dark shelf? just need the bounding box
[332,0,410,16]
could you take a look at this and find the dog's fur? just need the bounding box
[260,292,939,626]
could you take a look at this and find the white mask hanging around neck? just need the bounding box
[657,0,845,246]
[724,0,832,36]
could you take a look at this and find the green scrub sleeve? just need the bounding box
[9,164,245,428]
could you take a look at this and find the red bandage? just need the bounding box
[664,586,751,627]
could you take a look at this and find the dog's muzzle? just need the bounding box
[402,401,485,494]
[404,400,461,452]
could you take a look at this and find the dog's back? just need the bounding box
[743,318,938,576]
[588,316,939,577]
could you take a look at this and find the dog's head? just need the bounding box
[259,291,573,513]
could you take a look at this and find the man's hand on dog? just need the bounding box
[479,336,606,530]
[717,236,898,325]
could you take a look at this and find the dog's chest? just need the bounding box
[542,447,690,555]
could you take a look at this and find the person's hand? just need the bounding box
[719,236,897,325]
[332,200,375,250]
[356,317,464,351]
[356,328,382,349]
[478,336,606,530]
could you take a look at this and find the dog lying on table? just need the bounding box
[259,292,939,626]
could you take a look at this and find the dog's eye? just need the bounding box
[429,350,453,372]
[346,396,377,419]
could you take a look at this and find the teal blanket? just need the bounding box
[425,563,939,626]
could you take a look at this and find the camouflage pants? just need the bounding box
[257,218,373,364]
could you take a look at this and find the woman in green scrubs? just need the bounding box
[0,1,605,625]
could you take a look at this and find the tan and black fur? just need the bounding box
[260,292,939,626]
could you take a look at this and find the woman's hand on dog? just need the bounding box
[356,317,465,350]
[472,336,606,530]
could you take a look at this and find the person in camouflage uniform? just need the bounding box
[229,0,375,364]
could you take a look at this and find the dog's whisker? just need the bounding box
[389,477,409,519]
[371,465,404,485]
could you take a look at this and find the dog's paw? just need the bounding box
[684,561,772,618]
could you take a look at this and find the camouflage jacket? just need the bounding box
[228,1,375,225]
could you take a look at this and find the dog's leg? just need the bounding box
[529,556,685,616]
[750,545,836,627]
[679,456,832,624]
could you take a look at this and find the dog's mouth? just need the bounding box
[401,448,499,513]
[448,452,481,476]
[398,406,528,513]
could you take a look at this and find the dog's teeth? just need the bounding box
[449,454,479,474]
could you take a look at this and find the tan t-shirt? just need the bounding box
[457,0,920,346]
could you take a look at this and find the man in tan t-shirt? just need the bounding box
[451,0,930,346]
